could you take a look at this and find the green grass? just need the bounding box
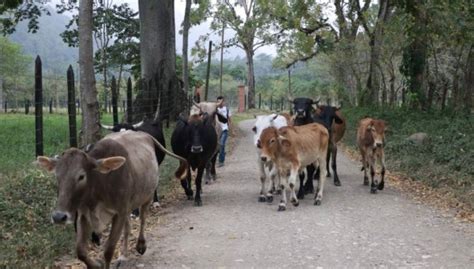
[341,107,474,208]
[0,112,178,268]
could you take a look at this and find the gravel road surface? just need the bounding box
[124,119,473,268]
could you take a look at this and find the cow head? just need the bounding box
[367,120,387,148]
[314,105,344,130]
[288,96,319,119]
[258,127,281,163]
[37,149,126,225]
[187,113,212,153]
[252,114,279,148]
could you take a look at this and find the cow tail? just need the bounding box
[148,135,189,180]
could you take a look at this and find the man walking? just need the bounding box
[216,96,231,167]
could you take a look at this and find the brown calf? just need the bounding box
[37,131,188,268]
[259,123,329,211]
[357,118,387,193]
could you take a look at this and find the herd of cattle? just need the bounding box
[35,97,387,268]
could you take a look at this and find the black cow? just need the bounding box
[171,113,218,206]
[289,97,319,200]
[313,105,345,187]
[100,119,165,212]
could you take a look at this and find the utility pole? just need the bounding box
[219,25,225,96]
[204,40,213,101]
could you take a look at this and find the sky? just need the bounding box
[114,0,277,60]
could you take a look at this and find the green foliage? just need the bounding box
[342,107,474,207]
[0,0,50,35]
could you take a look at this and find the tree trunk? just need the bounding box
[136,0,182,121]
[463,45,473,113]
[79,0,100,145]
[245,48,255,109]
[182,0,191,97]
[102,46,108,112]
[402,1,428,110]
[0,77,3,112]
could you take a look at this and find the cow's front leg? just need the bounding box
[258,158,267,202]
[361,150,369,186]
[332,142,341,186]
[118,217,130,262]
[378,152,386,190]
[194,167,204,206]
[76,215,102,269]
[278,174,288,211]
[266,164,279,203]
[104,214,126,269]
[369,155,377,194]
[181,167,193,199]
[288,167,299,207]
[297,170,305,199]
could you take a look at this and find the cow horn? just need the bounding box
[100,123,114,130]
[337,102,343,110]
[312,98,320,105]
[132,121,144,129]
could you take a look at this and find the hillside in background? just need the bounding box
[8,8,77,75]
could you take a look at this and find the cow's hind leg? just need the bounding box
[278,175,288,211]
[117,217,131,263]
[104,215,126,269]
[210,152,217,181]
[194,167,205,206]
[205,160,212,185]
[314,158,327,205]
[288,168,299,207]
[136,201,150,255]
[297,170,305,199]
[369,156,377,193]
[332,143,341,186]
[378,152,386,190]
[304,164,315,194]
[258,159,267,202]
[361,151,369,186]
[326,142,332,177]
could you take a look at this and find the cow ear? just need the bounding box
[95,157,126,174]
[271,114,279,121]
[334,114,344,124]
[36,156,57,172]
[278,135,291,147]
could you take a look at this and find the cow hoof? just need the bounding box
[194,200,202,206]
[266,195,274,203]
[314,199,322,206]
[370,188,377,194]
[297,192,304,200]
[291,199,299,207]
[378,181,385,190]
[258,196,266,202]
[277,204,286,211]
[276,189,282,195]
[152,202,161,209]
[334,179,341,187]
[363,177,369,186]
[136,239,147,255]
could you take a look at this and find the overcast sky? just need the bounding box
[114,0,277,59]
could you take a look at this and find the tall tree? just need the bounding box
[182,0,192,97]
[0,0,50,35]
[79,0,100,144]
[211,0,275,108]
[136,0,183,121]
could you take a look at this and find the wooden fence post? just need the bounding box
[25,99,29,114]
[258,93,261,109]
[270,96,273,111]
[49,98,53,114]
[111,76,118,126]
[35,56,43,156]
[4,100,6,113]
[127,77,133,123]
[67,65,77,148]
[204,40,212,101]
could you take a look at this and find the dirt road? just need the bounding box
[125,119,473,268]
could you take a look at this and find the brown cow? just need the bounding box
[37,131,188,268]
[259,123,329,211]
[357,118,387,193]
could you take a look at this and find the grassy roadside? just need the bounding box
[340,107,473,211]
[0,113,180,268]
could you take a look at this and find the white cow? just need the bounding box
[252,113,289,202]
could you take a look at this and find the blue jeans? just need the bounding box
[219,130,228,164]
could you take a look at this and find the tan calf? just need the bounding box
[259,123,329,210]
[357,118,387,193]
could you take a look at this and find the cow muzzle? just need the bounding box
[261,156,268,162]
[375,142,383,148]
[191,145,204,153]
[295,110,305,118]
[51,210,71,225]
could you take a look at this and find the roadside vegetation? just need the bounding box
[341,107,473,209]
